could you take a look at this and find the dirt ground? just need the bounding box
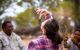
[21,35,36,46]
[22,39,31,46]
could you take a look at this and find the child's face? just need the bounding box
[74,31,80,42]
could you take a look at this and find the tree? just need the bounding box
[64,0,80,27]
[15,8,38,27]
[0,0,17,15]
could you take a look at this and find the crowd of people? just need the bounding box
[0,8,80,50]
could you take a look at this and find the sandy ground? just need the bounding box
[22,39,31,50]
[22,39,31,46]
[21,35,38,45]
[21,35,34,50]
[21,35,35,46]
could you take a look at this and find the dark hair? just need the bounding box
[2,20,11,29]
[43,19,62,46]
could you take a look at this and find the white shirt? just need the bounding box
[67,38,80,50]
[0,31,26,50]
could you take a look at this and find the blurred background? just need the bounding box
[0,0,80,48]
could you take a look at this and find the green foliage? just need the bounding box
[15,0,60,27]
[15,8,38,27]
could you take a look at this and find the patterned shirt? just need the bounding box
[0,31,26,50]
[28,35,59,50]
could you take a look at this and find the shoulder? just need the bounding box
[12,32,20,37]
[32,35,48,43]
[28,36,42,45]
[28,38,38,49]
[12,32,21,40]
[0,31,7,42]
[29,35,50,46]
[0,31,4,35]
[0,31,4,38]
[29,38,40,45]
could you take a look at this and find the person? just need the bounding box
[61,34,68,50]
[0,20,26,50]
[63,25,80,50]
[28,8,62,50]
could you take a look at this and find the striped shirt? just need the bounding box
[28,35,59,50]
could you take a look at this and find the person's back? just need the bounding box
[28,35,56,50]
[28,19,62,50]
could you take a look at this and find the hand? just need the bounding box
[38,12,44,20]
[38,9,48,19]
